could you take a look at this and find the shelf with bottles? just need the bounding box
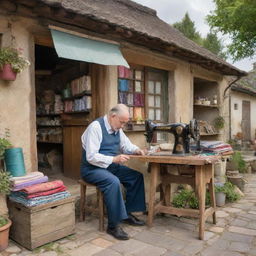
[61,75,92,113]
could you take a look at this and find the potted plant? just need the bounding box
[213,116,225,130]
[0,215,12,251]
[0,170,12,252]
[0,47,30,81]
[215,181,241,207]
[214,183,226,206]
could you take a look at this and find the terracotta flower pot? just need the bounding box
[0,64,17,81]
[0,219,12,252]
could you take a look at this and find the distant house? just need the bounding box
[0,0,246,176]
[229,63,256,142]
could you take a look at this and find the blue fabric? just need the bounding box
[118,79,129,92]
[9,191,71,207]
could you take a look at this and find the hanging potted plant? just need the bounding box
[0,47,30,81]
[0,170,12,252]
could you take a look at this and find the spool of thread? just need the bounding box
[4,147,26,177]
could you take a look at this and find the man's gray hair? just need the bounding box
[109,104,129,116]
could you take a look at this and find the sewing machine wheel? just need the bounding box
[189,119,200,140]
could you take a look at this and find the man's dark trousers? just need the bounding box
[82,163,146,228]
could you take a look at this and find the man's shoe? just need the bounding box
[123,214,145,226]
[107,225,129,240]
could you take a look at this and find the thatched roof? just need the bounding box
[232,65,256,96]
[34,0,246,76]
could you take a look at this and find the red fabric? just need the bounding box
[20,180,64,194]
[26,185,66,198]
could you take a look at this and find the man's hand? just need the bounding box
[135,148,146,155]
[113,154,130,164]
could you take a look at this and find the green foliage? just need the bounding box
[215,182,240,202]
[207,0,256,61]
[173,13,226,59]
[0,170,11,195]
[0,128,11,159]
[0,47,30,73]
[0,216,8,227]
[224,181,241,202]
[173,13,202,45]
[231,151,246,173]
[213,116,225,130]
[203,32,227,60]
[172,188,210,209]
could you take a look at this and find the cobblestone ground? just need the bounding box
[1,174,256,256]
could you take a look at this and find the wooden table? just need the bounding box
[130,153,220,240]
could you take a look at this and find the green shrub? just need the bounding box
[172,188,210,209]
[0,170,11,195]
[0,216,8,227]
[231,151,246,173]
[0,128,12,158]
[224,182,241,202]
[215,182,240,202]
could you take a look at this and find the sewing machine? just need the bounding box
[145,119,201,155]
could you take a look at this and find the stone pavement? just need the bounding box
[1,173,256,256]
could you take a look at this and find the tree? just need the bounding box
[173,13,226,59]
[203,32,227,59]
[173,13,202,45]
[207,0,256,61]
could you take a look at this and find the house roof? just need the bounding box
[37,0,246,76]
[232,64,256,96]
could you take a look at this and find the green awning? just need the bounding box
[51,29,129,68]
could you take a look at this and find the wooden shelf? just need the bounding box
[64,110,90,114]
[200,133,220,136]
[194,104,219,108]
[37,125,62,127]
[37,113,61,117]
[37,141,63,144]
[62,91,91,101]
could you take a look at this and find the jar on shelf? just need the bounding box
[212,95,218,105]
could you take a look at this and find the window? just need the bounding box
[234,103,238,110]
[117,65,168,124]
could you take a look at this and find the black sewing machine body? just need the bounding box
[145,119,200,155]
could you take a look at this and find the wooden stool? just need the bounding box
[78,179,104,231]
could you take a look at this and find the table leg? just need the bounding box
[148,162,159,227]
[208,165,216,224]
[196,166,206,240]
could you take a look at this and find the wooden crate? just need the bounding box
[8,197,75,250]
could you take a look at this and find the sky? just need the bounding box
[133,0,255,72]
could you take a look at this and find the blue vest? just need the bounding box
[81,117,120,169]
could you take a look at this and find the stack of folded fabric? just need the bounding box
[10,171,48,191]
[199,141,233,155]
[9,180,71,207]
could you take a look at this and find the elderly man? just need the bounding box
[80,104,146,240]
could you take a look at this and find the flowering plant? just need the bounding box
[0,47,30,73]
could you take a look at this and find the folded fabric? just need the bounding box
[20,180,64,194]
[9,191,71,207]
[10,171,44,184]
[11,176,49,191]
[16,185,66,199]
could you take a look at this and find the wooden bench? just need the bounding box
[78,179,104,231]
